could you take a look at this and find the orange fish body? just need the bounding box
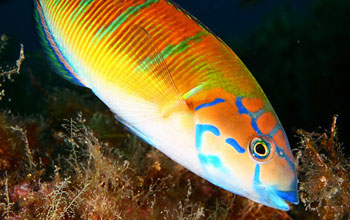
[34,0,298,210]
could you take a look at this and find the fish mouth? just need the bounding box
[253,164,299,211]
[275,189,299,205]
[260,187,299,211]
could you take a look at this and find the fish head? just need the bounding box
[193,92,298,210]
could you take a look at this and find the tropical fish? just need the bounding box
[34,0,298,210]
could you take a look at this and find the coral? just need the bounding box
[295,116,350,219]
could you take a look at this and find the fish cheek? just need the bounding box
[224,150,255,185]
[219,132,256,184]
[218,112,255,166]
[259,156,295,190]
[200,132,221,154]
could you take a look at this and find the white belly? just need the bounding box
[90,80,204,178]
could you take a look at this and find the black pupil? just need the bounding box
[255,144,266,155]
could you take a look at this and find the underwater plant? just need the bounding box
[295,116,350,219]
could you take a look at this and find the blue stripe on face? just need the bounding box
[269,124,283,137]
[276,145,297,175]
[275,190,299,204]
[225,138,245,153]
[235,97,264,135]
[253,163,291,210]
[195,125,225,171]
[236,97,296,176]
[235,96,294,164]
[195,98,225,111]
[254,164,261,185]
[195,124,220,149]
[198,153,222,168]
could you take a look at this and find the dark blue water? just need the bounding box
[0,0,306,51]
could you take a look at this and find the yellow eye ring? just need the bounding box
[254,141,269,157]
[248,136,276,163]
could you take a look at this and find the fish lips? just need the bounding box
[275,188,299,205]
[254,183,299,211]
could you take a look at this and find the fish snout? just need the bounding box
[260,185,299,211]
[275,188,299,205]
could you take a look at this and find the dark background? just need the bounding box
[1,0,349,153]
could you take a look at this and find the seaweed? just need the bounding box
[295,116,350,220]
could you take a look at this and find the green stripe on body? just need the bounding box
[70,0,94,22]
[96,0,159,39]
[137,31,207,72]
[161,31,206,59]
[182,84,204,100]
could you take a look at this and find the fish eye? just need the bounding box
[248,136,275,163]
[255,143,267,156]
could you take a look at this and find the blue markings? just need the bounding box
[236,98,250,115]
[195,124,224,170]
[198,153,207,163]
[276,146,285,158]
[225,138,245,153]
[235,96,298,208]
[275,190,299,204]
[253,164,261,185]
[195,98,226,111]
[251,120,261,135]
[276,145,297,173]
[235,97,295,169]
[269,124,283,137]
[198,153,222,168]
[195,124,220,149]
[253,162,292,211]
[235,97,264,135]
